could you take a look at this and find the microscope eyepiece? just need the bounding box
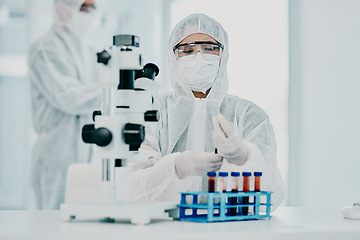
[135,63,159,81]
[113,35,140,48]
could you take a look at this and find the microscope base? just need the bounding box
[60,201,179,225]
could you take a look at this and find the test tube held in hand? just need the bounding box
[207,172,216,193]
[230,172,240,216]
[242,172,251,215]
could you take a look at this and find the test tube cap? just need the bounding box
[207,172,216,177]
[254,172,262,176]
[242,172,251,177]
[231,172,240,177]
[219,172,228,177]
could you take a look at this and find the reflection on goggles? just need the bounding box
[173,41,223,59]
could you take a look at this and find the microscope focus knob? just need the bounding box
[82,124,112,147]
[123,123,145,145]
[97,50,111,65]
[144,110,159,122]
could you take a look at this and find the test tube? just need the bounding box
[230,172,240,216]
[242,172,251,215]
[207,172,216,193]
[254,172,262,215]
[254,172,262,192]
[218,172,228,193]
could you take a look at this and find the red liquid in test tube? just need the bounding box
[230,172,240,216]
[254,172,262,192]
[207,172,216,193]
[254,172,262,214]
[242,172,251,215]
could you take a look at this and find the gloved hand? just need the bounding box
[174,150,223,179]
[212,114,248,165]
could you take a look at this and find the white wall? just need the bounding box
[0,0,28,209]
[288,0,360,206]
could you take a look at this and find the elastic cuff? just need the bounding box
[172,152,185,179]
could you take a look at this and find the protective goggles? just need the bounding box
[80,4,96,12]
[173,41,224,60]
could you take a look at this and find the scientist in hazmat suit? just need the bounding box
[27,0,101,209]
[117,13,286,211]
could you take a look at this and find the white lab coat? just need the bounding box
[27,0,101,209]
[116,14,286,211]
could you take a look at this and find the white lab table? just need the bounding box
[0,207,359,240]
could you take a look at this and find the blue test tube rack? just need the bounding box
[178,191,272,222]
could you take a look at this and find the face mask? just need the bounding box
[67,11,98,38]
[177,53,220,94]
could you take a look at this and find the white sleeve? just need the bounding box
[28,46,101,115]
[115,147,195,202]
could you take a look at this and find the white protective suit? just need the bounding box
[28,0,101,210]
[117,13,286,211]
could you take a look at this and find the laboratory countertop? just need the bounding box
[0,206,359,240]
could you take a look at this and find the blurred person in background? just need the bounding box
[27,0,101,210]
